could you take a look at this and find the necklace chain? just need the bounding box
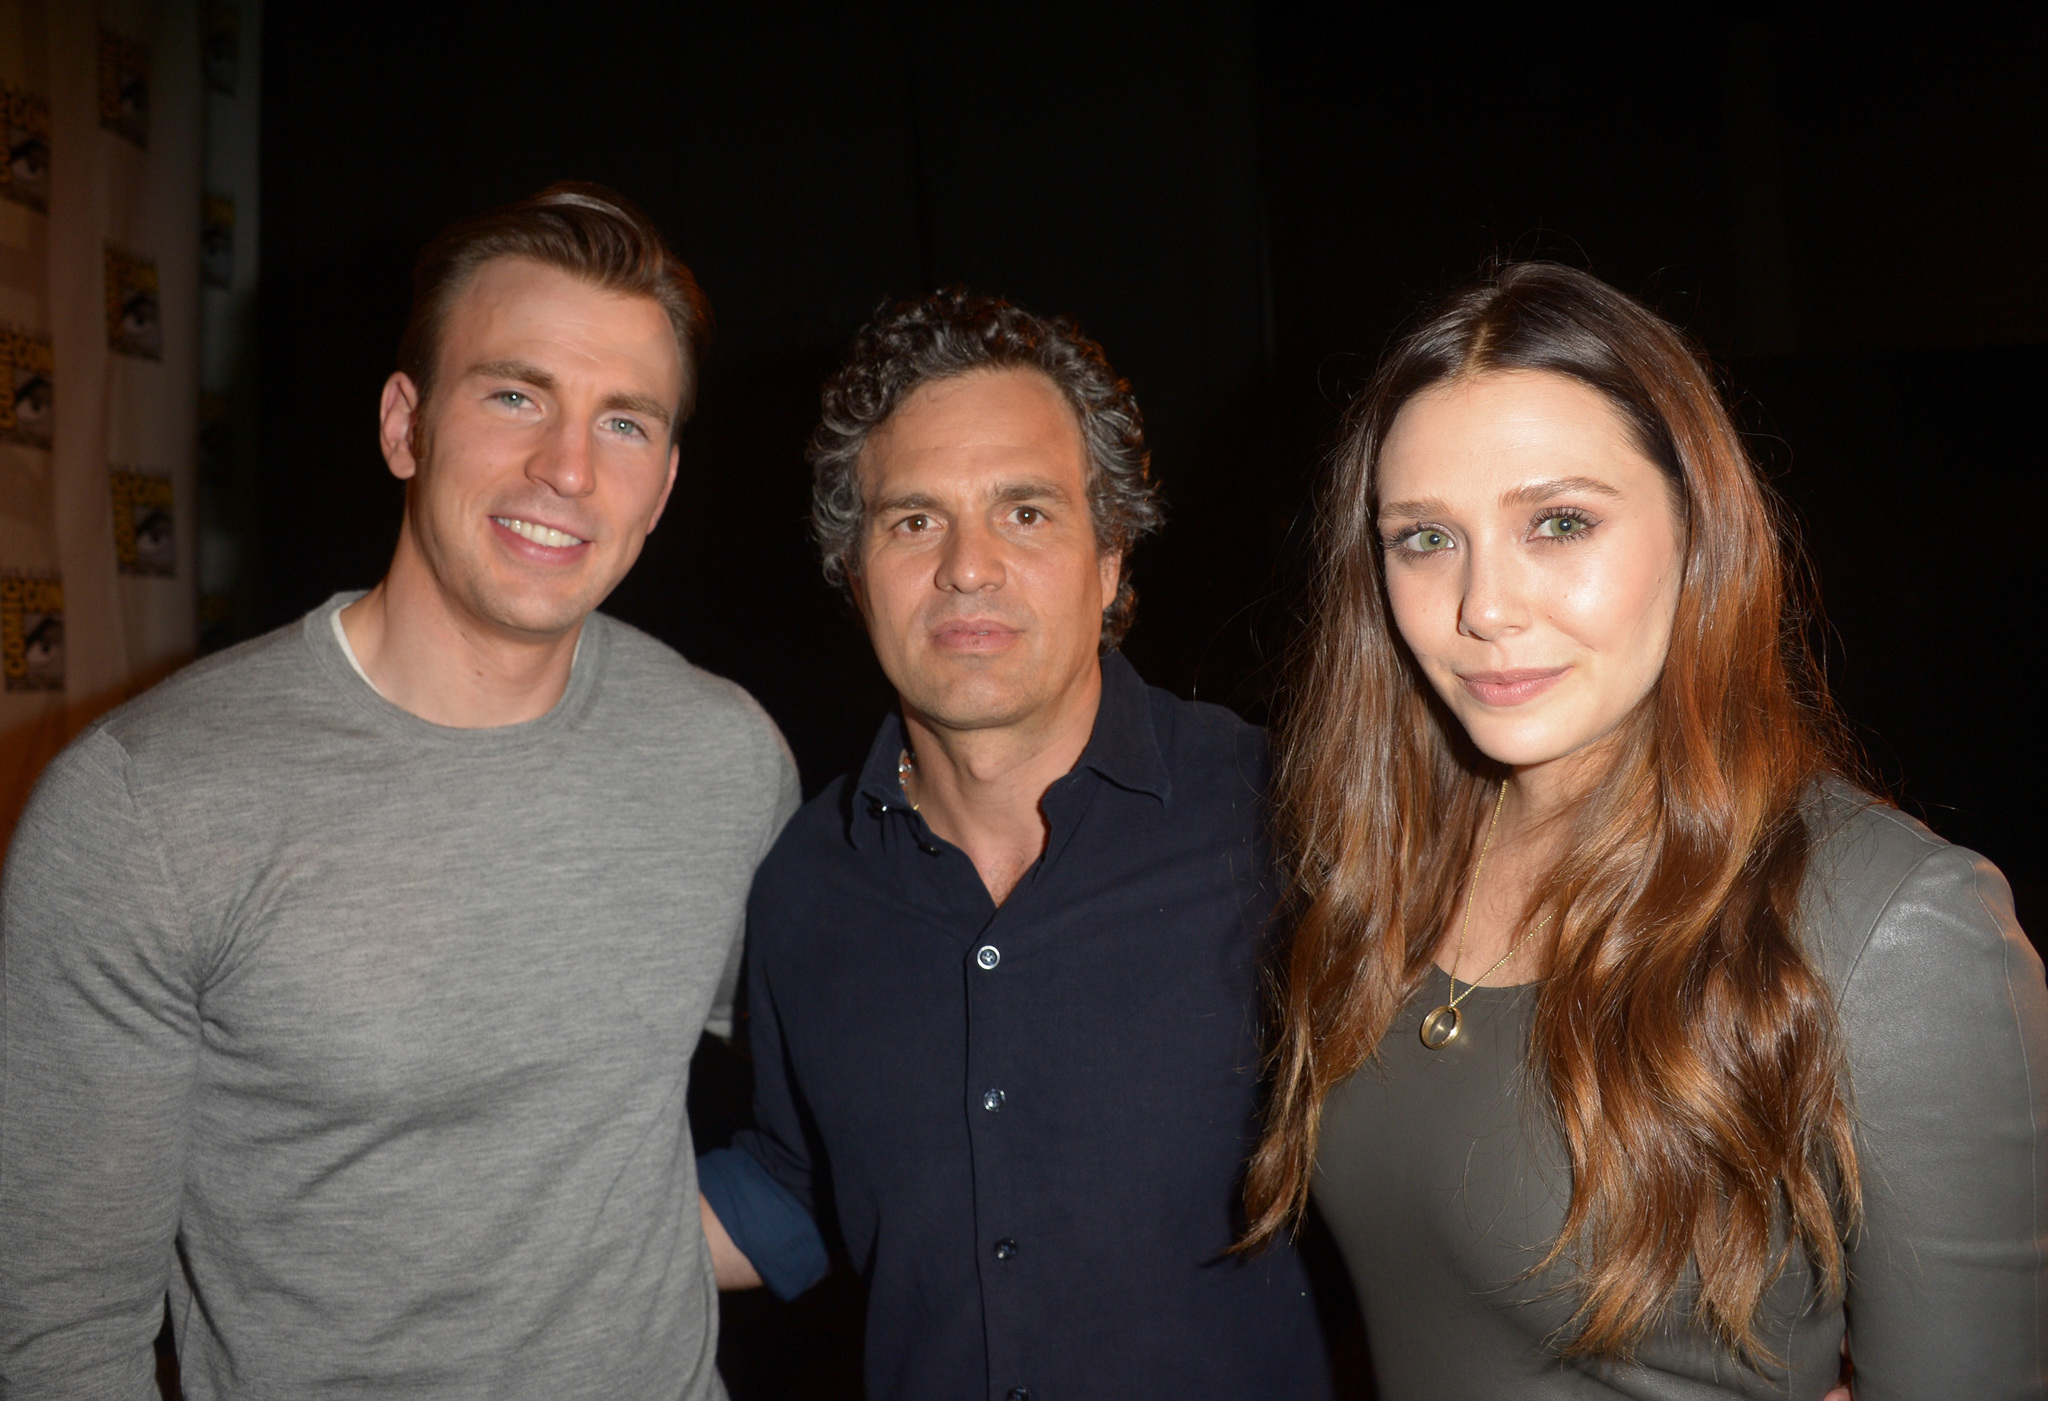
[896,747,920,813]
[1420,780,1550,1049]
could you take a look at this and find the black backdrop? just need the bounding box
[258,8,2045,1393]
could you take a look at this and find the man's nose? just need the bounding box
[526,420,596,498]
[1456,539,1529,642]
[933,517,1005,593]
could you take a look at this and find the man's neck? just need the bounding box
[901,660,1103,906]
[337,565,582,729]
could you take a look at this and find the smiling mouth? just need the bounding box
[493,516,587,548]
[1458,667,1569,706]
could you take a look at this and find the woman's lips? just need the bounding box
[1458,667,1569,706]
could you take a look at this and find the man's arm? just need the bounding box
[0,730,201,1398]
[699,1193,764,1290]
[695,890,831,1301]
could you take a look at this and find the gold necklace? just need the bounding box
[1419,780,1549,1050]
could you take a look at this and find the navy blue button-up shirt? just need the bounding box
[735,653,1334,1401]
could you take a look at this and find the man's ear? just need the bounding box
[644,443,682,534]
[1097,549,1124,612]
[378,372,424,480]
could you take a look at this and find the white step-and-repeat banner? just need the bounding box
[0,0,257,850]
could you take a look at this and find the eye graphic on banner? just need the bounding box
[0,83,50,214]
[0,573,64,694]
[105,246,162,360]
[0,327,54,451]
[204,4,241,98]
[98,28,150,150]
[110,469,176,578]
[203,194,233,289]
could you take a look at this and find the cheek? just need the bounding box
[1382,566,1450,659]
[862,558,925,634]
[1550,535,1682,676]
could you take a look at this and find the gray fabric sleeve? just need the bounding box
[1838,843,2048,1399]
[1,729,199,1400]
[703,752,799,1044]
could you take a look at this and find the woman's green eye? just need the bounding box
[1536,515,1588,538]
[1410,528,1451,552]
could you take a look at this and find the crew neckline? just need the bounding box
[306,591,603,745]
[1426,963,1545,995]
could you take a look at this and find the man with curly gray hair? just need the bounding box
[696,290,1336,1400]
[806,287,1162,650]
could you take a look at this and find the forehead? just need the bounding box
[860,367,1087,496]
[439,256,682,391]
[1377,370,1656,501]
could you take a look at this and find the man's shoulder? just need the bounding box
[759,774,857,865]
[1137,677,1268,798]
[92,614,323,764]
[586,613,789,770]
[17,618,322,843]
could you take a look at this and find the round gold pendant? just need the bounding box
[1419,1004,1461,1049]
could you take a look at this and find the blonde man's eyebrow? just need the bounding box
[600,391,672,426]
[467,359,556,390]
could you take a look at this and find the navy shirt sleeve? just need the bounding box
[697,1147,828,1300]
[731,797,832,1223]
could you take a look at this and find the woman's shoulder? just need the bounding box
[1799,776,2037,1006]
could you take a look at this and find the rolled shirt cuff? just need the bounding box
[697,1146,829,1300]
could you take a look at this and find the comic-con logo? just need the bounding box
[98,28,149,149]
[203,193,234,289]
[106,245,161,360]
[0,573,63,693]
[0,82,50,213]
[0,326,53,450]
[110,469,175,577]
[204,3,240,97]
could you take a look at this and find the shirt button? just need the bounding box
[975,945,1000,970]
[982,1088,1005,1113]
[1007,1390,1030,1401]
[994,1237,1018,1260]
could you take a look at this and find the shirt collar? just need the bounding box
[848,651,1172,849]
[1074,650,1172,803]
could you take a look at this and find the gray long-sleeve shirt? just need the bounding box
[1314,788,2048,1398]
[0,594,798,1399]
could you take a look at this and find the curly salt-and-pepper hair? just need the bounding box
[808,288,1163,652]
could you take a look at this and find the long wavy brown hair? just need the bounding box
[1243,262,1862,1362]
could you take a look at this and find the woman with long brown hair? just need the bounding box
[1246,262,2047,1397]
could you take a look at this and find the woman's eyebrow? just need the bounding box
[1500,475,1623,507]
[1377,496,1450,521]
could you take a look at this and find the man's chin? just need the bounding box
[896,671,1053,735]
[463,581,606,641]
